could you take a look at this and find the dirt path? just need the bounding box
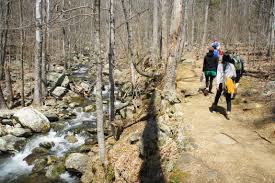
[175,59,275,183]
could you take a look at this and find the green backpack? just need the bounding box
[231,54,242,71]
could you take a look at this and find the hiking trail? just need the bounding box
[174,56,275,183]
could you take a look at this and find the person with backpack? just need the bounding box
[211,53,236,120]
[230,52,245,97]
[202,47,219,94]
[211,38,221,50]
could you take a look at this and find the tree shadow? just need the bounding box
[139,90,165,183]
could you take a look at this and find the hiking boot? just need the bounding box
[226,111,231,120]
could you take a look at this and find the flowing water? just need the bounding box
[0,109,96,183]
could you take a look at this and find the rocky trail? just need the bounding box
[173,57,275,183]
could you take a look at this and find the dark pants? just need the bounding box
[205,75,215,93]
[214,83,232,112]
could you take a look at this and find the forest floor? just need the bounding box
[173,55,275,183]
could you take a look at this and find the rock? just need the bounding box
[0,125,7,137]
[8,127,32,137]
[61,76,70,88]
[48,72,65,89]
[24,147,49,165]
[0,110,15,119]
[129,133,140,144]
[47,155,59,165]
[158,122,173,138]
[263,81,275,96]
[32,158,47,173]
[0,138,7,152]
[80,82,92,94]
[1,119,13,126]
[69,102,81,108]
[39,141,55,149]
[52,87,67,99]
[84,105,96,112]
[14,123,22,128]
[65,134,78,143]
[44,98,56,106]
[0,135,26,152]
[79,145,92,153]
[14,107,50,133]
[65,153,89,174]
[44,113,59,122]
[45,162,66,179]
[85,138,97,145]
[50,122,65,131]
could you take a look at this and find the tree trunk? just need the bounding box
[191,0,196,46]
[151,0,159,61]
[5,52,13,108]
[161,0,168,60]
[19,0,25,107]
[201,0,210,47]
[108,0,116,138]
[183,0,189,47]
[163,0,184,99]
[0,84,7,109]
[269,0,275,61]
[94,0,106,165]
[121,0,137,87]
[42,0,50,96]
[0,0,11,80]
[33,0,43,106]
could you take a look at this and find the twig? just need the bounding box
[254,131,272,144]
[220,132,240,143]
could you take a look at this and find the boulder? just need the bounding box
[24,147,49,165]
[44,113,59,122]
[52,87,67,99]
[45,162,66,179]
[48,72,65,89]
[39,141,55,149]
[14,107,50,133]
[65,153,89,174]
[65,134,78,144]
[32,158,47,173]
[0,135,26,152]
[263,81,275,96]
[61,76,70,88]
[84,105,96,112]
[8,127,32,137]
[0,125,7,137]
[1,119,13,126]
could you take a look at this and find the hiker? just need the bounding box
[229,52,245,98]
[211,38,221,50]
[202,47,219,94]
[211,53,236,119]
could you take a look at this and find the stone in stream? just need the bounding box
[65,153,89,174]
[7,127,32,137]
[24,147,49,165]
[0,135,26,153]
[0,119,13,126]
[0,125,7,137]
[39,141,55,149]
[44,113,59,122]
[45,162,66,179]
[13,107,50,133]
[32,158,47,173]
[65,134,78,144]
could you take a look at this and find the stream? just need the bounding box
[0,109,96,183]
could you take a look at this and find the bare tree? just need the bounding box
[163,0,184,100]
[0,0,11,80]
[151,0,159,61]
[161,0,168,60]
[94,0,106,165]
[19,0,25,106]
[108,0,116,138]
[201,0,210,47]
[191,0,196,45]
[33,0,43,106]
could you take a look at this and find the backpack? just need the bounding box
[230,54,242,71]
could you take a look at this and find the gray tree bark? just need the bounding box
[191,0,196,45]
[19,0,25,106]
[163,0,184,100]
[94,0,106,165]
[161,0,168,60]
[33,0,43,106]
[201,0,210,47]
[151,0,159,61]
[0,0,11,80]
[108,0,116,138]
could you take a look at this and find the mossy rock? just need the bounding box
[45,162,66,179]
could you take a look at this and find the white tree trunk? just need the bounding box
[163,0,184,98]
[201,0,210,47]
[33,0,43,106]
[151,0,159,61]
[121,0,136,86]
[191,0,196,45]
[94,0,106,165]
[19,0,25,106]
[161,0,168,60]
[108,0,115,137]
